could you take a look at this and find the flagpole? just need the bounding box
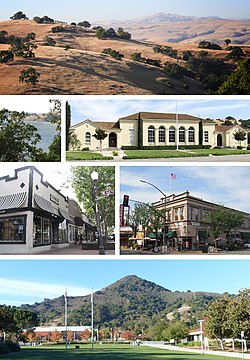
[169,173,172,195]
[91,289,94,350]
[65,289,68,350]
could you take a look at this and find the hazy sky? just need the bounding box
[1,0,249,22]
[120,166,250,214]
[0,164,81,204]
[0,259,249,306]
[70,98,250,125]
[0,96,54,114]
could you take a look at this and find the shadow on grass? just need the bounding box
[1,345,223,360]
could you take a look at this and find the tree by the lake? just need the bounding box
[0,109,44,161]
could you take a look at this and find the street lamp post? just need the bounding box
[140,180,167,252]
[198,319,204,354]
[91,171,105,255]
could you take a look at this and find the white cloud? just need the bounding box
[0,277,94,301]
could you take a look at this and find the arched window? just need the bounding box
[169,126,176,143]
[159,126,166,143]
[188,127,195,143]
[179,127,185,143]
[148,126,155,143]
[85,132,91,144]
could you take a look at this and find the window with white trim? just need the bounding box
[204,131,209,143]
[148,126,155,143]
[169,126,176,143]
[179,127,185,143]
[188,127,195,143]
[159,126,166,143]
[85,132,91,144]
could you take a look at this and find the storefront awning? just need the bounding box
[59,208,75,223]
[167,230,177,238]
[34,194,59,216]
[0,192,27,210]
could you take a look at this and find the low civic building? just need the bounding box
[33,326,91,342]
[0,166,93,254]
[153,191,250,251]
[69,112,249,151]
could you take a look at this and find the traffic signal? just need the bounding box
[123,195,129,207]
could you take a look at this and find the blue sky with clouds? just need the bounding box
[0,260,250,306]
[120,166,250,214]
[1,0,249,22]
[69,98,250,125]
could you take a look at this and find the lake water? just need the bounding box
[24,121,57,152]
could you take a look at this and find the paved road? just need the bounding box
[144,343,250,359]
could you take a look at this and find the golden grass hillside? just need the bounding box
[0,20,207,95]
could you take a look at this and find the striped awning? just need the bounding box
[59,208,75,223]
[34,194,59,216]
[0,192,27,210]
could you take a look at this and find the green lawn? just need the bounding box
[66,151,113,161]
[191,149,250,156]
[2,344,244,360]
[123,149,250,159]
[123,150,207,159]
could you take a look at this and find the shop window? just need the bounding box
[43,219,50,244]
[0,216,25,243]
[33,215,51,246]
[33,216,42,246]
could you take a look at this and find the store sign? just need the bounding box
[191,222,200,226]
[50,194,59,205]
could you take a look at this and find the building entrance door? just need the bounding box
[109,133,117,147]
[217,134,223,146]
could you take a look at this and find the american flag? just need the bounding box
[170,173,176,180]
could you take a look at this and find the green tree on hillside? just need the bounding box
[0,109,44,161]
[217,58,250,94]
[78,21,91,30]
[10,11,28,20]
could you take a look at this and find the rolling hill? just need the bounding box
[97,13,250,44]
[20,275,222,330]
[0,18,248,95]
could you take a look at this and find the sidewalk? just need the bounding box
[32,244,115,256]
[144,343,250,359]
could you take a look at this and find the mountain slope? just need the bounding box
[20,275,222,329]
[96,13,250,44]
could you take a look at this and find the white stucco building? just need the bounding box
[69,112,249,150]
[0,166,95,254]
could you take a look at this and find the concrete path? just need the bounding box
[36,245,115,256]
[144,343,250,359]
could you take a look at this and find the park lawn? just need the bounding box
[66,151,113,161]
[2,344,244,360]
[190,149,250,156]
[123,150,207,159]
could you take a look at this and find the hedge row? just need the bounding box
[121,145,211,150]
[123,153,208,160]
[0,341,20,355]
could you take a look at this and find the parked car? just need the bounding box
[244,243,250,248]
